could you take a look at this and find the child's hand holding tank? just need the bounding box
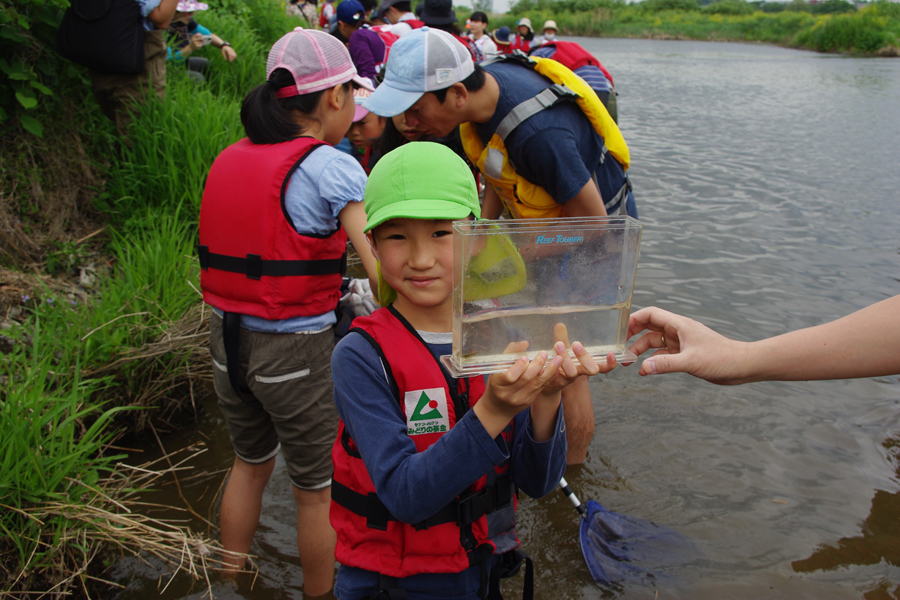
[473,350,563,438]
[473,325,615,440]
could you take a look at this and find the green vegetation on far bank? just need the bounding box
[481,0,900,55]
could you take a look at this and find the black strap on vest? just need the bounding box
[488,549,534,600]
[331,473,513,532]
[198,246,346,281]
[222,311,262,408]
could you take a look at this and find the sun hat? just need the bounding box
[492,26,511,44]
[337,0,365,24]
[353,86,372,122]
[362,27,473,118]
[365,142,480,304]
[419,0,457,26]
[267,28,375,98]
[176,0,208,11]
[364,142,479,233]
[542,19,557,31]
[516,17,533,32]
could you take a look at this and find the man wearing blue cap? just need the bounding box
[362,27,638,465]
[336,0,385,80]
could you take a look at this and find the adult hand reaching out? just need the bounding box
[625,296,900,385]
[625,306,750,384]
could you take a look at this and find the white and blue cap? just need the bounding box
[362,27,474,118]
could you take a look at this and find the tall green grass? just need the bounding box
[1,0,299,594]
[0,334,125,591]
[16,213,199,370]
[498,0,899,53]
[795,3,900,52]
[103,77,245,221]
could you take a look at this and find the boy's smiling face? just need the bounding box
[369,218,456,325]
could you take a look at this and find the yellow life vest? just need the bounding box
[460,56,630,220]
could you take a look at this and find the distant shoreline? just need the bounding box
[468,1,900,57]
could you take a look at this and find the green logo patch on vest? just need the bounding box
[404,388,450,436]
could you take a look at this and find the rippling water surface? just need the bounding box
[112,38,900,600]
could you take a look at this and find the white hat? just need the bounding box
[363,27,474,118]
[543,20,558,31]
[267,28,375,97]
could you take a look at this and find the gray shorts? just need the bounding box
[209,314,338,490]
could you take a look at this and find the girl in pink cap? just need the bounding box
[197,28,377,599]
[346,87,387,173]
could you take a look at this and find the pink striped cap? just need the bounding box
[176,1,208,11]
[268,28,375,98]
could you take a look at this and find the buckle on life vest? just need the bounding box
[455,474,513,527]
[367,492,390,531]
[246,254,262,280]
[197,245,209,270]
[547,83,579,103]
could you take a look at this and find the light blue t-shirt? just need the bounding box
[135,0,161,30]
[214,144,367,333]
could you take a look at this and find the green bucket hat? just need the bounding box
[364,142,480,232]
[365,142,481,305]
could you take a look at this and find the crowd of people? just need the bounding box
[62,0,899,596]
[194,3,641,594]
[160,2,900,600]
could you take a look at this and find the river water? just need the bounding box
[111,38,900,599]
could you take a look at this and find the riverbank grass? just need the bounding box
[1,0,290,594]
[1,343,237,594]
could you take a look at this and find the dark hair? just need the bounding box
[371,118,470,172]
[425,21,464,36]
[373,116,408,159]
[241,68,350,145]
[392,1,412,12]
[330,27,349,43]
[431,63,485,104]
[359,0,377,12]
[470,11,487,23]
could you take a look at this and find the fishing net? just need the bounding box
[579,499,697,592]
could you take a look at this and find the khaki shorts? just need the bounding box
[209,314,338,490]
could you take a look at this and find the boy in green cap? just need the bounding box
[328,142,615,600]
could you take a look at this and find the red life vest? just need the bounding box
[330,307,518,578]
[359,145,374,174]
[367,24,399,68]
[534,40,614,87]
[403,18,425,29]
[319,1,333,28]
[510,35,531,53]
[198,136,347,320]
[451,32,483,63]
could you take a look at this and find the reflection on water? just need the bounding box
[112,39,900,599]
[793,435,900,599]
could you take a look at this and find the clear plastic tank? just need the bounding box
[440,216,643,377]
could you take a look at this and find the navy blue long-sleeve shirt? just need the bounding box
[331,328,567,600]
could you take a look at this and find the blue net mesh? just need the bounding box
[579,499,697,591]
